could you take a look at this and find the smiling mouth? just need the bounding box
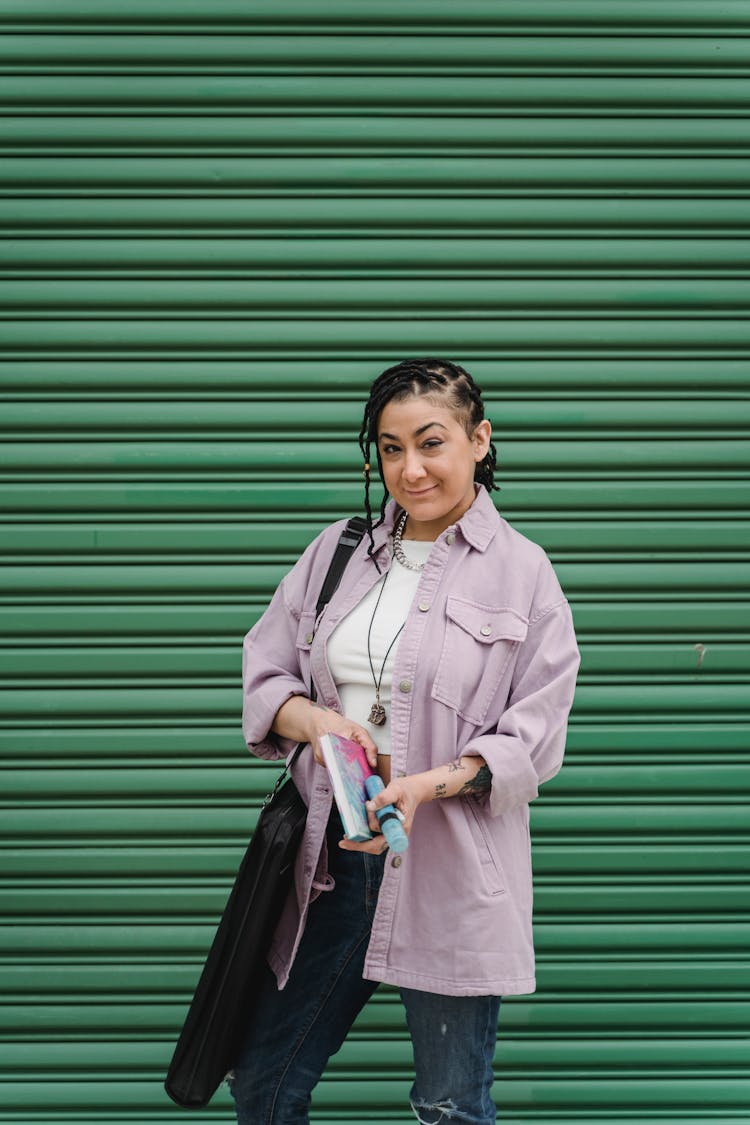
[405,486,437,497]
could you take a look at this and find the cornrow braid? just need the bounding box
[358,357,498,563]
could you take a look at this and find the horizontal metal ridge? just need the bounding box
[3,278,750,301]
[4,544,747,563]
[2,1036,750,1070]
[3,33,750,71]
[3,155,750,191]
[1,922,746,949]
[2,197,750,233]
[2,804,748,839]
[4,76,750,114]
[2,358,749,390]
[0,687,748,721]
[1,645,746,678]
[1,889,749,920]
[0,561,748,593]
[1,484,748,516]
[2,763,748,799]
[4,116,750,150]
[2,0,750,32]
[2,321,750,354]
[2,848,748,880]
[1,723,746,758]
[2,435,749,458]
[0,1117,733,1125]
[3,398,749,431]
[0,1073,743,1112]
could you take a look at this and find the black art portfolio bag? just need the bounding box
[164,518,366,1109]
[164,768,306,1108]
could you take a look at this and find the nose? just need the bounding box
[402,449,427,483]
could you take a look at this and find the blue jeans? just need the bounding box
[228,810,501,1125]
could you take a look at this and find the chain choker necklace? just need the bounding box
[392,511,426,572]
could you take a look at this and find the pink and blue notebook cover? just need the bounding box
[319,732,374,842]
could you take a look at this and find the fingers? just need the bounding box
[308,708,378,762]
[365,779,416,838]
[366,780,402,814]
[346,726,378,764]
[338,834,389,855]
[365,802,381,834]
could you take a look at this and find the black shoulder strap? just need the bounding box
[283,517,367,775]
[314,516,368,619]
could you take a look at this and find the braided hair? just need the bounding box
[358,357,498,562]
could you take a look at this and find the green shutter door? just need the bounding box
[1,2,748,1122]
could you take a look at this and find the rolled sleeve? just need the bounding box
[241,519,350,761]
[462,597,580,816]
[242,577,309,761]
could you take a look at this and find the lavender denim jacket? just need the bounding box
[242,486,580,997]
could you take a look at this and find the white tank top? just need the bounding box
[327,538,433,755]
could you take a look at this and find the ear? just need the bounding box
[472,419,492,461]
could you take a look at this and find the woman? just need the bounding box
[232,358,580,1125]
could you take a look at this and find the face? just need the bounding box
[376,395,492,540]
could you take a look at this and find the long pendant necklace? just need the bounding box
[366,564,405,727]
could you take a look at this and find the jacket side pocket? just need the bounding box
[463,800,507,897]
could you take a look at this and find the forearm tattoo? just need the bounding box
[458,764,492,799]
[434,760,492,800]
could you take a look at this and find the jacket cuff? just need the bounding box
[243,678,309,761]
[461,738,540,817]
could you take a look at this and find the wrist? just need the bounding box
[410,771,438,805]
[304,698,329,741]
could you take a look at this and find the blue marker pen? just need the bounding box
[364,775,409,853]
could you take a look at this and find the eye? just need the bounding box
[423,439,443,450]
[381,443,401,455]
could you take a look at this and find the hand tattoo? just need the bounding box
[459,765,492,799]
[447,757,466,774]
[434,782,447,798]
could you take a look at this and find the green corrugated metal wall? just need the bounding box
[1,1,749,1121]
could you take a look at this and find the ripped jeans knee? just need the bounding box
[410,1096,466,1124]
[400,988,501,1125]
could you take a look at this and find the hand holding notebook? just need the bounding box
[319,732,408,852]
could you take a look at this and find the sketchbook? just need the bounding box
[318,732,374,843]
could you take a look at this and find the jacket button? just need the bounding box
[418,599,430,612]
[446,533,455,545]
[305,632,314,645]
[480,625,492,637]
[399,680,412,693]
[391,856,402,868]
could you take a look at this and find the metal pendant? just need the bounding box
[368,701,387,726]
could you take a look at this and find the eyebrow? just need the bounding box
[378,422,449,441]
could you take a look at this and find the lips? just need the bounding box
[404,485,437,497]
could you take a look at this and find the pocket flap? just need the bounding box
[445,597,528,644]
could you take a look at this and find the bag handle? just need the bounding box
[263,516,368,803]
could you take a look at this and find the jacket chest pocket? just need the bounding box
[431,596,528,725]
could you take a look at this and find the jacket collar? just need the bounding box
[455,484,500,552]
[368,484,499,556]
